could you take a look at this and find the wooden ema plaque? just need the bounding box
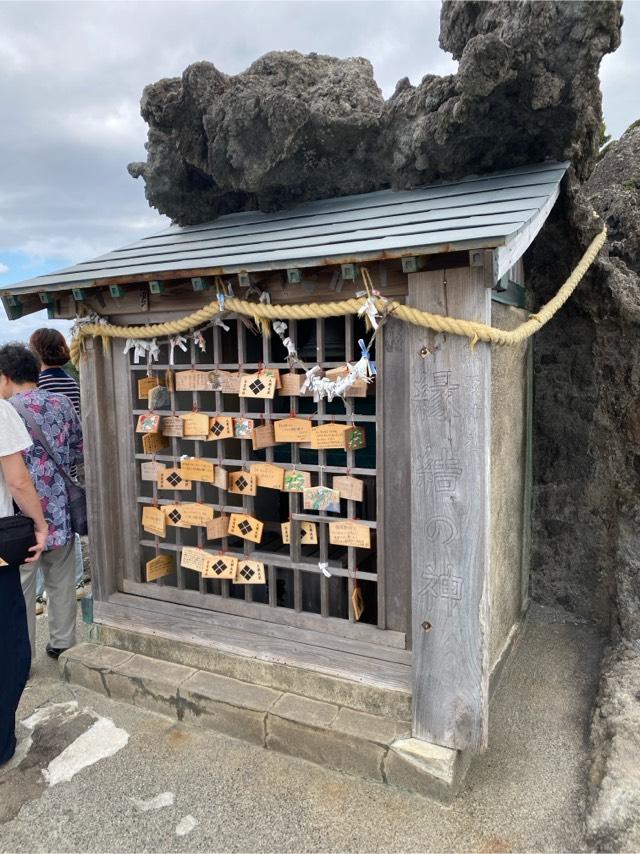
[145,554,174,582]
[310,423,349,450]
[228,512,263,543]
[175,370,210,391]
[278,372,306,397]
[233,417,254,439]
[328,519,371,549]
[251,423,279,451]
[239,372,277,400]
[180,458,215,483]
[214,466,228,490]
[344,425,366,451]
[234,559,266,584]
[137,376,159,400]
[250,462,284,490]
[142,432,169,454]
[182,412,210,438]
[148,385,170,411]
[274,417,313,443]
[206,514,229,540]
[141,505,166,537]
[136,413,161,434]
[181,546,214,573]
[140,461,165,482]
[332,475,364,502]
[303,485,340,512]
[228,471,257,496]
[202,553,237,579]
[157,468,192,491]
[283,469,311,493]
[162,504,191,528]
[207,369,241,394]
[281,521,318,545]
[208,416,233,441]
[178,503,214,527]
[160,415,184,438]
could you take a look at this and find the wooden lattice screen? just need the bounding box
[130,314,387,635]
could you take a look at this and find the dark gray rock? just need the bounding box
[128,2,621,224]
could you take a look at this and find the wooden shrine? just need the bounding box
[2,162,568,793]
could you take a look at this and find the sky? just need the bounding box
[0,0,638,345]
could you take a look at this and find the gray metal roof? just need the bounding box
[3,160,568,297]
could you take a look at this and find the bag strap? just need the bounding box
[11,396,75,489]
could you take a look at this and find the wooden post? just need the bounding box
[408,262,491,751]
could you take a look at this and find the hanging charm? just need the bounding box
[169,334,188,366]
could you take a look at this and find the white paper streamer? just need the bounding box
[319,562,332,578]
[300,358,373,403]
[273,320,298,364]
[169,334,187,365]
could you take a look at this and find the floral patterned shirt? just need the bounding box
[11,389,84,550]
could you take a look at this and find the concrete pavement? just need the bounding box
[0,602,602,853]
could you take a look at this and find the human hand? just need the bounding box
[24,528,47,564]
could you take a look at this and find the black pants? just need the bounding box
[0,562,31,764]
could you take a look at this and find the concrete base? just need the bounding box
[60,641,468,801]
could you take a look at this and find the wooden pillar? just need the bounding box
[408,261,491,752]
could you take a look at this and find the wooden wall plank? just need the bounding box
[408,262,491,751]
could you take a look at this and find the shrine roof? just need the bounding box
[2,160,568,310]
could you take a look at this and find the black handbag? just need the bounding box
[0,514,35,567]
[11,397,88,537]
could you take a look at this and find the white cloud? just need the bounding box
[0,263,8,275]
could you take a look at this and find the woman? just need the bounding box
[28,328,84,609]
[0,343,83,660]
[0,399,47,764]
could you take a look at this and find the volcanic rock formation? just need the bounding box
[128,1,621,225]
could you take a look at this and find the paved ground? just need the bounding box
[0,602,602,853]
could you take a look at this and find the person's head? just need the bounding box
[29,328,70,368]
[0,343,40,398]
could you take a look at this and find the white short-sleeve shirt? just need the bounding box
[0,399,33,518]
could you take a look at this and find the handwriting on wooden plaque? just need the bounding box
[228,512,263,543]
[145,554,174,582]
[178,503,214,527]
[181,546,213,573]
[233,417,254,439]
[251,423,279,451]
[180,458,215,483]
[142,432,169,454]
[274,417,313,443]
[332,475,364,502]
[328,520,371,549]
[206,514,229,540]
[239,372,276,400]
[202,553,237,579]
[175,370,210,391]
[140,461,166,482]
[234,559,266,584]
[228,471,257,496]
[214,466,228,491]
[141,505,166,537]
[148,385,170,411]
[137,376,159,400]
[157,468,192,491]
[283,469,311,493]
[207,369,241,394]
[281,521,318,545]
[160,415,184,438]
[181,412,210,438]
[162,504,191,528]
[310,423,349,450]
[136,413,161,434]
[208,416,233,441]
[250,462,284,490]
[303,486,340,512]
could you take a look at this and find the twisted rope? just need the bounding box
[69,226,607,366]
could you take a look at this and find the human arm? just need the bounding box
[0,452,47,562]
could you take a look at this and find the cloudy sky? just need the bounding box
[1,0,638,344]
